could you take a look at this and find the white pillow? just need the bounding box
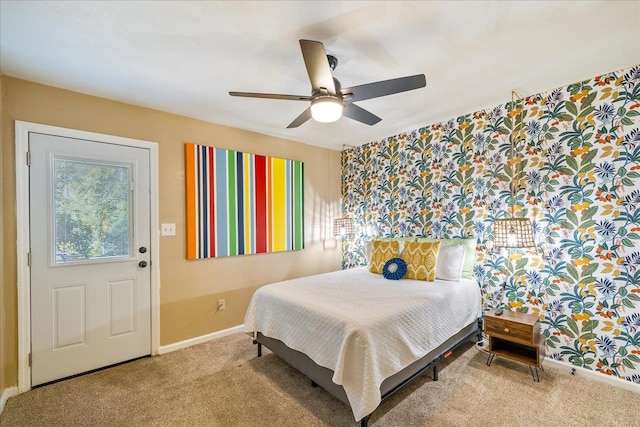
[435,244,466,281]
[365,240,372,264]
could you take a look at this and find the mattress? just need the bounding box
[244,267,482,421]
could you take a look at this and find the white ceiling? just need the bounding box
[1,1,639,151]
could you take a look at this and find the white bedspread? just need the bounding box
[244,267,482,421]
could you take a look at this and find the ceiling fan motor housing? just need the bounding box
[313,78,343,99]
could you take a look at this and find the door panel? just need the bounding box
[30,132,151,386]
[52,283,87,349]
[108,279,136,338]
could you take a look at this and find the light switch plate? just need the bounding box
[161,223,176,236]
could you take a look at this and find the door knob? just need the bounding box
[138,261,148,268]
[139,247,147,254]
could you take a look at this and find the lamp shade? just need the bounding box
[493,218,535,249]
[311,97,343,123]
[333,217,355,239]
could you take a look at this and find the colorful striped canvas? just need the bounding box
[185,143,304,259]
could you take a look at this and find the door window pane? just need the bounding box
[54,157,132,263]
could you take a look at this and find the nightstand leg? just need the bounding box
[529,366,539,382]
[486,354,494,366]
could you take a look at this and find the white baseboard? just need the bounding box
[544,358,640,394]
[1,386,18,416]
[158,324,245,355]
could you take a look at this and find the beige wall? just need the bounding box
[0,76,342,389]
[1,75,5,395]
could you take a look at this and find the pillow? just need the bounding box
[382,258,407,280]
[369,240,400,274]
[435,244,466,281]
[376,237,416,242]
[414,237,476,279]
[401,241,441,281]
[365,238,412,266]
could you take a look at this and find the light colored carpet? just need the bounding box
[1,333,639,426]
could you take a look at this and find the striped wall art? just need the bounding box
[185,143,304,259]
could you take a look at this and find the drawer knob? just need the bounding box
[504,327,510,333]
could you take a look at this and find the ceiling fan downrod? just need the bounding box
[327,54,338,71]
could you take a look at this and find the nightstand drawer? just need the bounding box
[485,316,533,344]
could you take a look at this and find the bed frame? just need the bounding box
[253,318,483,426]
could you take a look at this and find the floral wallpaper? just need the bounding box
[341,65,640,383]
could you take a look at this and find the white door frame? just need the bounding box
[15,121,161,393]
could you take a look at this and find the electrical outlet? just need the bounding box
[161,223,176,236]
[218,299,226,311]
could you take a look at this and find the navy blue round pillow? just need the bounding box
[382,258,407,280]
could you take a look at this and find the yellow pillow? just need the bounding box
[369,240,400,274]
[402,241,441,281]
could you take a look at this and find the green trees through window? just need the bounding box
[54,158,131,262]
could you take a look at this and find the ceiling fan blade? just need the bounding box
[343,103,381,126]
[342,74,426,103]
[299,39,336,94]
[287,107,313,128]
[229,91,311,101]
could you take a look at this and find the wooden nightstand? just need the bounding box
[484,308,545,381]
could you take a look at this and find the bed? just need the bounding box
[244,264,483,426]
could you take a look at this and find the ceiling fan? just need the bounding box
[229,39,426,128]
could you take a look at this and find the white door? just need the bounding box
[29,132,151,386]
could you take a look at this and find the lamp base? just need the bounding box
[495,307,504,316]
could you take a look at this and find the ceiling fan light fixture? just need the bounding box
[310,97,343,123]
